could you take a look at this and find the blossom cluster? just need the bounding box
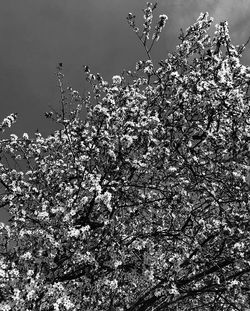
[0,113,17,132]
[127,2,167,57]
[0,2,250,311]
[152,14,168,41]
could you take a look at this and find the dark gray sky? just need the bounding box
[0,0,250,222]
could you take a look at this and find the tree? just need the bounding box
[0,2,250,310]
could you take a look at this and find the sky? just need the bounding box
[0,0,250,223]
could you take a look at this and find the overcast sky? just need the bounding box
[0,0,250,223]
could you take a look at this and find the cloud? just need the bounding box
[161,0,250,56]
[162,0,249,34]
[211,0,250,44]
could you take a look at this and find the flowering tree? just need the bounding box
[0,2,250,310]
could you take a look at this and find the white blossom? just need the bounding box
[112,75,122,85]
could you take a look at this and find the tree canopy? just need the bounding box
[0,2,250,310]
